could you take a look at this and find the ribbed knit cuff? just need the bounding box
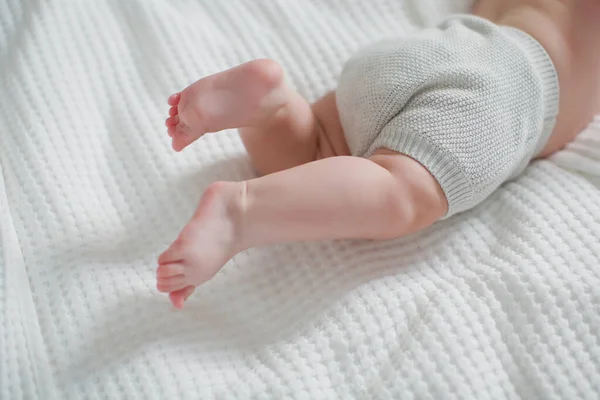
[365,122,472,219]
[500,26,560,157]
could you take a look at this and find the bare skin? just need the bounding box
[158,0,600,309]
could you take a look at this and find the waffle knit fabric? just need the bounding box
[336,15,559,217]
[2,1,600,399]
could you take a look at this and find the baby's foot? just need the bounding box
[156,182,244,309]
[164,59,287,152]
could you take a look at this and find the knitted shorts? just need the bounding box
[336,15,559,218]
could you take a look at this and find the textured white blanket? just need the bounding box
[1,0,599,399]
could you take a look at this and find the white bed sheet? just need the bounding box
[1,0,599,399]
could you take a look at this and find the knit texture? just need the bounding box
[336,15,559,217]
[1,1,600,399]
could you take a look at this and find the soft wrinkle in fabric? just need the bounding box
[0,1,599,399]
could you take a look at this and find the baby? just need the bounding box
[157,0,600,309]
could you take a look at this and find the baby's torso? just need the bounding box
[474,0,600,156]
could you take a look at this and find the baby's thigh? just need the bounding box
[311,91,351,159]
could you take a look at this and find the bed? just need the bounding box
[1,0,599,398]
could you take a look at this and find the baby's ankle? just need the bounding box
[201,181,247,253]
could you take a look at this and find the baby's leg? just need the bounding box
[165,59,349,174]
[156,152,447,309]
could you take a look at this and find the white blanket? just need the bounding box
[1,0,599,398]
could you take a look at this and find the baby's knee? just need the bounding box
[369,151,449,235]
[311,91,351,159]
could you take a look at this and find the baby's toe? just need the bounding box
[169,106,178,117]
[171,124,196,152]
[156,263,185,278]
[169,285,195,309]
[172,136,194,152]
[168,93,181,106]
[157,274,187,293]
[165,115,179,127]
[158,241,185,265]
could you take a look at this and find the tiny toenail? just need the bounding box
[168,93,181,105]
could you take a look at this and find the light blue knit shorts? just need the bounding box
[336,15,559,218]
